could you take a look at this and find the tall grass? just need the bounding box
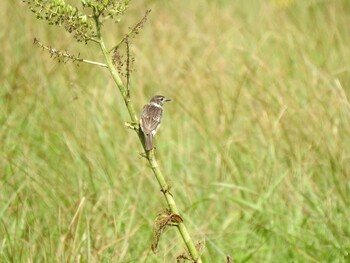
[1,0,350,262]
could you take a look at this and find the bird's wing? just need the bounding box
[140,104,163,134]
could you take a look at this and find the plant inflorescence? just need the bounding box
[23,0,129,43]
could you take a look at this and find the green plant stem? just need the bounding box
[98,35,202,263]
[147,150,201,262]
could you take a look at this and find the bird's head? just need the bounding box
[150,95,171,106]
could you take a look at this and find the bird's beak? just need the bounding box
[164,98,171,102]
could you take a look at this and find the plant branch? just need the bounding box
[125,36,130,93]
[86,36,101,44]
[97,19,202,263]
[108,9,151,53]
[79,59,107,68]
[34,38,107,68]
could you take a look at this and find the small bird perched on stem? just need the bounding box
[140,95,171,151]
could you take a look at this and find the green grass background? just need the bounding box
[1,0,350,262]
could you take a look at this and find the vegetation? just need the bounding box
[1,0,350,262]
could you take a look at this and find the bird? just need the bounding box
[140,95,171,151]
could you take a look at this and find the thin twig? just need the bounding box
[108,9,151,53]
[79,59,107,68]
[34,38,107,68]
[85,36,101,44]
[125,36,130,94]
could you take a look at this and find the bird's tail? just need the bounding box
[145,133,153,151]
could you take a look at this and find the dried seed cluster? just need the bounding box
[111,10,151,85]
[151,209,183,254]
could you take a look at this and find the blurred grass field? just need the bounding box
[1,0,350,262]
